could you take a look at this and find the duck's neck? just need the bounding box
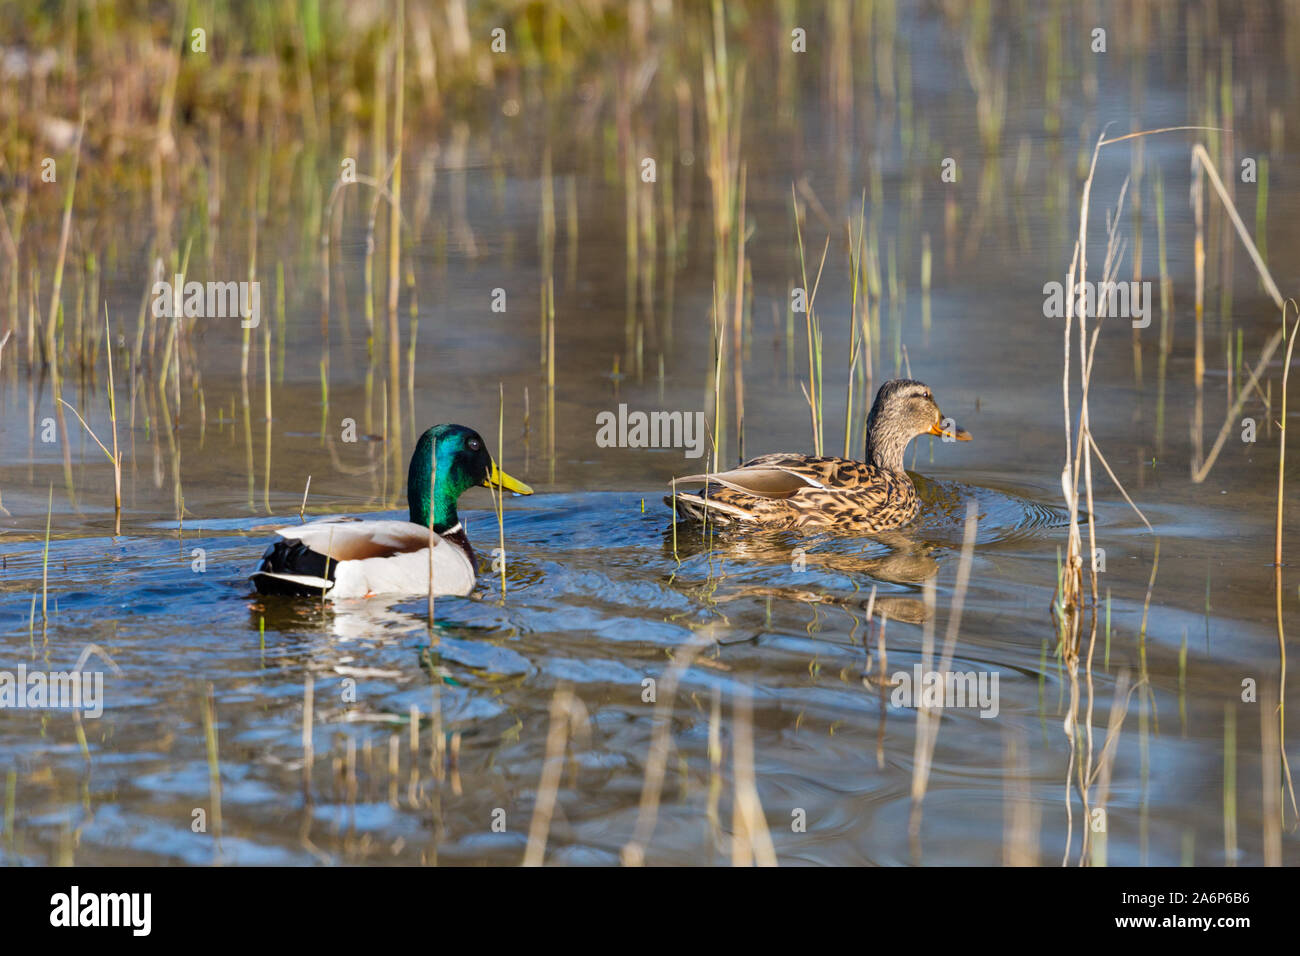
[864,412,914,475]
[408,431,465,534]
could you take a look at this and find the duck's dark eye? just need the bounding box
[468,439,481,451]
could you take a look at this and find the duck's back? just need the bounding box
[332,536,476,598]
[251,518,476,598]
[669,453,918,532]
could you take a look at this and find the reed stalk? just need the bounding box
[201,683,223,852]
[622,633,712,865]
[58,313,123,534]
[844,192,867,458]
[45,115,85,375]
[387,0,406,465]
[496,382,507,596]
[793,192,829,456]
[1271,301,1300,824]
[523,686,584,866]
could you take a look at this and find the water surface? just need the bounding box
[1,1,1297,865]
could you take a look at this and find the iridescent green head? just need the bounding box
[407,424,533,532]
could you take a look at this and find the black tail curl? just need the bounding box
[251,540,337,596]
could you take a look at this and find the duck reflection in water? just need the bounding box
[661,525,936,624]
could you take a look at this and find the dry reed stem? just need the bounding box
[731,165,747,461]
[1083,669,1135,865]
[621,632,713,865]
[1186,143,1286,482]
[1261,681,1282,865]
[201,682,223,855]
[1002,726,1038,866]
[1189,144,1284,308]
[1058,126,1223,865]
[523,687,588,866]
[495,382,507,596]
[730,684,777,866]
[1059,128,1223,646]
[1270,302,1300,824]
[909,501,978,848]
[302,674,315,801]
[385,1,406,456]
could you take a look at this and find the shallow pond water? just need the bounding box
[2,2,1299,865]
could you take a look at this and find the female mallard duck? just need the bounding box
[251,424,532,598]
[667,379,970,533]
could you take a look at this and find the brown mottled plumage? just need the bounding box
[667,379,971,533]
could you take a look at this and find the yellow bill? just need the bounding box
[927,421,972,441]
[484,461,534,495]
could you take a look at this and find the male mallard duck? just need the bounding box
[251,424,532,598]
[667,379,970,533]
